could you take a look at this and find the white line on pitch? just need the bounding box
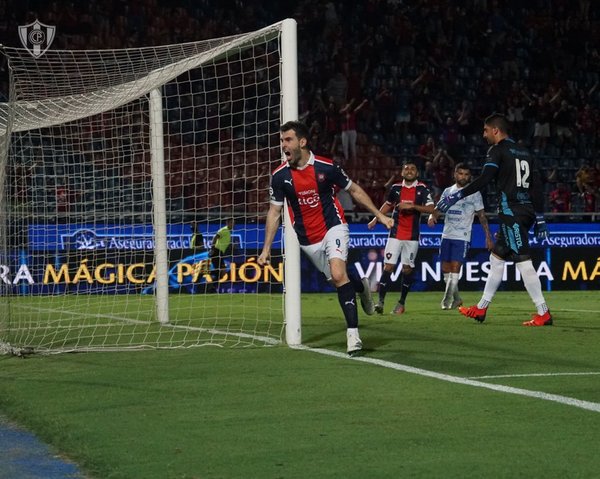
[470,372,600,379]
[293,345,600,414]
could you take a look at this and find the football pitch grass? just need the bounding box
[0,290,599,478]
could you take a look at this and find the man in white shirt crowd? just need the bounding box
[428,162,494,309]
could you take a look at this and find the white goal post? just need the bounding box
[0,19,301,355]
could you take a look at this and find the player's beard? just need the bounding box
[483,134,495,145]
[287,148,302,168]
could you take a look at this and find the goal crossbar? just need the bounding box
[0,22,284,134]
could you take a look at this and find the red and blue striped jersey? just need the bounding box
[270,153,350,245]
[386,180,434,241]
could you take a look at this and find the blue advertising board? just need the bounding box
[0,222,596,294]
[26,222,600,253]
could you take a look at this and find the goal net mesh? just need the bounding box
[0,22,288,354]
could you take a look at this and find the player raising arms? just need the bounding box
[258,121,393,355]
[428,163,494,310]
[436,113,552,326]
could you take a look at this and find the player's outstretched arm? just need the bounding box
[348,183,394,229]
[367,202,393,229]
[258,203,283,265]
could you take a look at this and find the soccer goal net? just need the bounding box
[0,19,300,355]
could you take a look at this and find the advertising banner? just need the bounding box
[0,222,597,294]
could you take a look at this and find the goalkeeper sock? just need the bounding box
[337,281,359,328]
[517,260,548,314]
[378,270,392,303]
[478,254,504,309]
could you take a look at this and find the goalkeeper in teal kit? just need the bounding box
[435,113,552,326]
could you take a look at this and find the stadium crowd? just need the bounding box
[0,0,599,219]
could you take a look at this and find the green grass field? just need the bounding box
[1,290,599,478]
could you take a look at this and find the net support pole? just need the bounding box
[149,88,169,325]
[0,131,9,299]
[280,18,301,346]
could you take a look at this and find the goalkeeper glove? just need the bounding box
[534,214,549,241]
[436,190,464,213]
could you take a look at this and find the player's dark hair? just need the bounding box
[484,113,510,133]
[402,160,418,170]
[280,121,310,144]
[455,162,470,172]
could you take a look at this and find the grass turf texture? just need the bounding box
[0,291,599,478]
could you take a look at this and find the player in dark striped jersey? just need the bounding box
[368,161,435,315]
[436,113,552,326]
[258,121,393,355]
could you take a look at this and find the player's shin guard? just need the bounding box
[517,260,548,314]
[337,281,359,328]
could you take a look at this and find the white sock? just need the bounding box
[478,254,504,309]
[449,272,460,299]
[516,260,548,315]
[347,327,359,336]
[443,273,452,299]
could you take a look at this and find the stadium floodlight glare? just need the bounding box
[0,19,301,355]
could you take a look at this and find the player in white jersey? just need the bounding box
[428,163,494,309]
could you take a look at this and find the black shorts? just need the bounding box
[495,206,535,259]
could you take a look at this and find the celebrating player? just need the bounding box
[436,113,552,326]
[368,161,435,315]
[257,121,393,355]
[428,163,493,310]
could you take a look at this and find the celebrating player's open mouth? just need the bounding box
[284,147,301,168]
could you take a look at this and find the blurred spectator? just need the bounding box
[417,135,440,170]
[530,96,552,153]
[553,100,576,150]
[575,103,597,156]
[339,98,368,163]
[411,100,432,136]
[323,98,340,155]
[576,161,597,194]
[456,100,474,136]
[581,185,598,213]
[548,182,571,213]
[394,77,414,136]
[431,148,455,202]
[375,80,395,134]
[308,120,325,156]
[507,95,527,139]
[440,115,461,158]
[56,183,69,213]
[326,70,348,108]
